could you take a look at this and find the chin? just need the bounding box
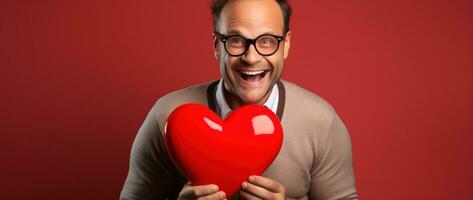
[238,90,268,105]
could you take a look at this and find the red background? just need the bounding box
[1,0,472,199]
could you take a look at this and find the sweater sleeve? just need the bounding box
[309,113,358,200]
[120,103,187,200]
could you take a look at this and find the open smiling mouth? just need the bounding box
[239,70,269,82]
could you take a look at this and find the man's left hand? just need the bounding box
[240,175,291,200]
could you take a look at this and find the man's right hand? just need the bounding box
[178,182,226,200]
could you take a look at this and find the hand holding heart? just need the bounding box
[241,175,290,200]
[164,103,284,198]
[177,182,225,200]
[177,176,290,200]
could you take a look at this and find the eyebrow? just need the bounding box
[226,29,243,35]
[226,29,281,37]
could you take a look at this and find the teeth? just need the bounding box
[241,70,264,75]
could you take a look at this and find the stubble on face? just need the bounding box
[215,0,288,109]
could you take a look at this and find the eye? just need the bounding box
[227,36,245,47]
[258,36,276,47]
[263,39,273,44]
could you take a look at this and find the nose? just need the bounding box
[241,44,262,65]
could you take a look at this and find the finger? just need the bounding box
[240,190,262,200]
[179,182,193,199]
[192,184,220,197]
[248,176,282,193]
[241,181,272,199]
[197,191,226,200]
[185,184,219,198]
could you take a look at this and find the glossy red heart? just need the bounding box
[164,103,283,197]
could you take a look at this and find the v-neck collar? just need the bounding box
[206,80,286,121]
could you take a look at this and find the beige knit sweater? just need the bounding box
[120,80,358,200]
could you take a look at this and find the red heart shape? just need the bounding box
[164,103,283,197]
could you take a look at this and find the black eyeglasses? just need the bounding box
[214,32,285,56]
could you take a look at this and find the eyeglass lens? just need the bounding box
[224,35,280,56]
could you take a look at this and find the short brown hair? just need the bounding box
[210,0,292,33]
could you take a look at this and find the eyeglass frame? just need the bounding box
[214,31,286,57]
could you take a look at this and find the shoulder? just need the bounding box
[152,81,215,130]
[280,80,338,132]
[281,80,336,118]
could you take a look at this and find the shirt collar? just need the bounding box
[215,79,279,119]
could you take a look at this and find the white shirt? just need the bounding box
[215,79,279,119]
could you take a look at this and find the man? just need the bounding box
[120,0,358,199]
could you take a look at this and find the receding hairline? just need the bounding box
[211,0,292,33]
[218,0,285,33]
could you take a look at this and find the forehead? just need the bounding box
[217,0,284,37]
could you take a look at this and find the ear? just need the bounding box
[212,32,219,60]
[283,30,291,60]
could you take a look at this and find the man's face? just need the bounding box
[214,0,291,105]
